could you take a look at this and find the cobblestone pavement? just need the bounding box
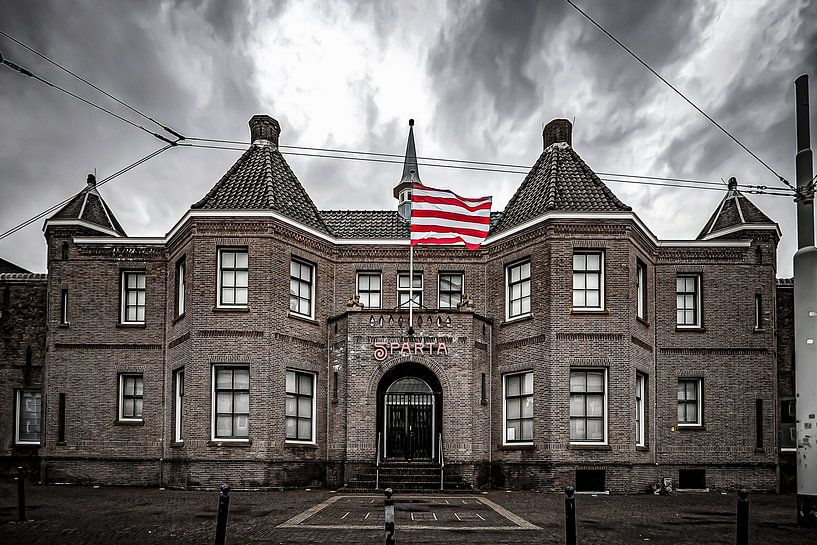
[0,481,813,544]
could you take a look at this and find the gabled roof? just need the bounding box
[320,210,503,239]
[191,116,330,234]
[48,175,126,236]
[0,257,31,274]
[491,141,630,235]
[697,178,778,240]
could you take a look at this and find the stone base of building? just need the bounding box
[39,456,779,493]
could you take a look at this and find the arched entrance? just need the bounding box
[376,363,442,461]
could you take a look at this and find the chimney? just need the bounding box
[543,118,572,149]
[728,176,738,191]
[249,115,280,147]
[86,173,96,188]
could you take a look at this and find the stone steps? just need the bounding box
[343,462,474,493]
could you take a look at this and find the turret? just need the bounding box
[394,119,420,221]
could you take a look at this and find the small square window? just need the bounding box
[572,251,604,310]
[357,272,381,309]
[118,374,144,421]
[438,273,464,309]
[506,260,531,319]
[290,259,315,317]
[218,249,249,307]
[397,273,423,309]
[676,274,702,327]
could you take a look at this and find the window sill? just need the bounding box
[14,442,41,447]
[568,443,611,450]
[285,441,318,448]
[636,445,649,452]
[675,326,706,332]
[170,441,185,448]
[753,327,766,333]
[58,322,70,328]
[570,309,608,315]
[213,306,250,313]
[115,419,145,426]
[676,425,705,431]
[172,313,186,325]
[207,439,252,447]
[289,312,319,325]
[636,317,650,327]
[498,443,535,450]
[500,313,533,327]
[117,323,146,329]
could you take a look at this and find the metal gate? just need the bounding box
[384,392,433,460]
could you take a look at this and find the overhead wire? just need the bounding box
[0,51,178,145]
[0,30,185,140]
[562,0,795,192]
[0,144,174,241]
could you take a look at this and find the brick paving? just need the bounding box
[0,481,814,544]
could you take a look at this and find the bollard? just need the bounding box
[565,485,576,545]
[384,487,395,545]
[17,466,26,523]
[214,484,230,545]
[736,488,749,545]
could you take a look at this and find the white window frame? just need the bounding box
[572,251,605,311]
[176,257,186,318]
[502,371,534,446]
[120,271,146,324]
[754,293,763,329]
[636,373,646,447]
[285,369,317,445]
[569,368,608,445]
[289,258,316,319]
[505,259,531,321]
[217,248,249,308]
[118,373,144,422]
[397,272,423,309]
[438,272,464,309]
[636,260,646,321]
[676,274,702,328]
[173,368,184,443]
[356,272,382,309]
[211,365,251,442]
[15,389,42,445]
[677,378,703,427]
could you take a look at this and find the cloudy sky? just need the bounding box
[1,0,815,276]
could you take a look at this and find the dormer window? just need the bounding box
[399,189,411,204]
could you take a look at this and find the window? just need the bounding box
[60,288,68,324]
[575,469,606,492]
[213,366,250,439]
[57,393,66,444]
[15,390,41,445]
[506,260,531,319]
[289,259,314,317]
[572,251,603,309]
[677,379,702,426]
[755,398,764,448]
[481,372,487,404]
[678,469,706,490]
[780,398,796,450]
[176,258,186,317]
[286,370,315,442]
[61,241,69,260]
[397,273,423,309]
[121,271,146,323]
[438,273,464,309]
[676,274,701,327]
[218,249,248,307]
[636,260,646,320]
[754,294,763,329]
[174,369,184,443]
[118,374,144,421]
[636,373,646,447]
[503,371,533,443]
[570,370,606,443]
[357,272,381,309]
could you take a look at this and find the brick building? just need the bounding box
[1,115,793,492]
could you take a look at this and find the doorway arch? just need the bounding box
[376,363,442,461]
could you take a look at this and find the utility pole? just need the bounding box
[793,73,817,527]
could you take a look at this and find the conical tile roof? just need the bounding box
[191,116,330,234]
[491,141,630,235]
[48,175,126,236]
[697,178,777,239]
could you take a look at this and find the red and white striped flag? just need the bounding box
[410,183,492,250]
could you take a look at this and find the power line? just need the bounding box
[177,141,792,197]
[185,136,784,193]
[562,0,794,192]
[0,30,185,140]
[0,51,178,145]
[0,144,174,240]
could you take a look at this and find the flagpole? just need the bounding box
[408,240,414,337]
